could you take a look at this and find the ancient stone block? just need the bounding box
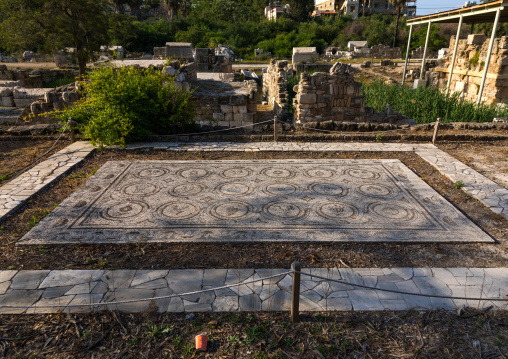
[1,96,14,107]
[221,105,232,113]
[299,93,317,104]
[212,113,224,121]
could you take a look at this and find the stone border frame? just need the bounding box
[1,141,507,226]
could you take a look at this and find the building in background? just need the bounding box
[265,2,290,20]
[314,0,416,20]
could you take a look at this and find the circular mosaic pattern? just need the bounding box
[220,167,252,179]
[260,167,295,179]
[157,201,200,220]
[357,184,393,198]
[263,183,298,197]
[263,201,304,220]
[368,202,416,222]
[344,168,380,180]
[304,168,335,179]
[134,167,169,179]
[103,200,148,220]
[310,183,348,197]
[177,168,210,179]
[122,183,160,197]
[216,182,253,196]
[317,202,359,221]
[170,183,207,197]
[210,201,251,220]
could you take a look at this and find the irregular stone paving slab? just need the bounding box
[0,268,506,314]
[19,159,493,244]
[120,142,508,219]
[0,141,94,222]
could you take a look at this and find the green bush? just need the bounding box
[362,81,508,123]
[54,65,196,147]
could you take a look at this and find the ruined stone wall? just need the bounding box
[429,35,508,104]
[370,45,402,59]
[0,66,77,88]
[194,81,258,129]
[195,48,232,73]
[293,68,370,125]
[262,60,289,115]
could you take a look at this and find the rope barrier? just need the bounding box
[10,121,70,180]
[0,271,292,309]
[170,119,274,137]
[296,270,508,302]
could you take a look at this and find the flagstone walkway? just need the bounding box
[0,268,506,314]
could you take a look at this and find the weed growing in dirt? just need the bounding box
[145,323,170,340]
[454,180,465,189]
[228,335,240,346]
[0,171,12,181]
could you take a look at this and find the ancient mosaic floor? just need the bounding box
[19,159,492,244]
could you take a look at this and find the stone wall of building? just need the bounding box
[429,35,508,104]
[262,59,289,115]
[293,66,370,125]
[154,42,194,62]
[193,80,258,129]
[195,48,232,73]
[370,45,402,59]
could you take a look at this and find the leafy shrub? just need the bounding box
[362,81,508,123]
[54,65,196,147]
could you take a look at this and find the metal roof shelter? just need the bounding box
[403,1,508,105]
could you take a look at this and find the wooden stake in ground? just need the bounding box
[274,116,278,142]
[68,118,76,143]
[291,261,301,323]
[432,118,441,145]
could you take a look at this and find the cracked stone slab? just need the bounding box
[19,159,493,244]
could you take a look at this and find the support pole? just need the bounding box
[477,8,501,107]
[420,21,432,80]
[291,261,301,323]
[446,15,463,95]
[402,24,413,86]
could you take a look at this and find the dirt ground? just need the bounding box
[440,141,508,188]
[0,142,507,271]
[0,139,71,186]
[0,309,507,358]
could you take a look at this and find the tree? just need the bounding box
[287,0,314,23]
[0,0,113,77]
[389,0,407,47]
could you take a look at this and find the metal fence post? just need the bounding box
[432,118,441,145]
[291,261,301,323]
